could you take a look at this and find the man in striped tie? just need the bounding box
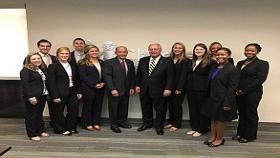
[136,43,174,135]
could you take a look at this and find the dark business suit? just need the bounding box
[20,67,47,137]
[202,62,239,121]
[103,57,135,127]
[136,56,173,129]
[186,60,214,133]
[47,62,80,133]
[236,57,269,141]
[79,60,105,127]
[166,59,191,128]
[24,53,57,126]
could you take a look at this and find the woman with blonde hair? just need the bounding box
[165,42,191,132]
[20,52,49,141]
[78,45,105,131]
[47,47,82,135]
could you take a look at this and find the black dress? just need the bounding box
[202,62,239,122]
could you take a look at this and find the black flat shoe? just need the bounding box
[208,139,225,147]
[232,135,241,140]
[156,128,164,135]
[238,138,249,143]
[111,126,122,133]
[203,140,212,145]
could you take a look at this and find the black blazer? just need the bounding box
[171,58,192,91]
[20,67,45,98]
[236,57,269,94]
[136,56,174,97]
[103,57,135,96]
[47,62,80,99]
[209,62,240,108]
[186,59,215,91]
[79,59,104,92]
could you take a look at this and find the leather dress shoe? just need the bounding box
[203,140,212,145]
[111,126,122,133]
[156,128,164,135]
[71,130,79,134]
[119,122,132,128]
[232,135,241,140]
[238,138,249,143]
[137,124,152,132]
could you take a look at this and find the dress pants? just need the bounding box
[82,88,104,126]
[24,95,47,137]
[108,94,129,127]
[237,90,263,140]
[53,88,78,133]
[140,91,167,129]
[187,89,210,133]
[166,92,185,128]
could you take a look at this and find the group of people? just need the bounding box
[20,38,269,148]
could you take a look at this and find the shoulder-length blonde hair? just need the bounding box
[56,47,71,62]
[170,42,189,63]
[192,43,211,68]
[78,45,100,66]
[23,52,42,71]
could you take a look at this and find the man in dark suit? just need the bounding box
[69,37,86,129]
[103,46,135,133]
[136,43,174,135]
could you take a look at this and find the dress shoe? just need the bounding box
[238,138,249,143]
[164,124,173,129]
[156,128,164,135]
[85,126,95,131]
[62,131,72,136]
[203,140,212,145]
[119,122,132,128]
[137,124,152,132]
[169,126,178,132]
[94,125,101,131]
[40,132,49,137]
[111,126,122,133]
[232,135,241,140]
[192,132,202,137]
[30,136,41,142]
[208,139,225,147]
[186,130,196,135]
[71,130,79,134]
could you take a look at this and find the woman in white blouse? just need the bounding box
[20,52,49,141]
[78,45,105,131]
[47,47,82,135]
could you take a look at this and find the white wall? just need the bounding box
[26,0,280,122]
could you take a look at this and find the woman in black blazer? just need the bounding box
[20,52,49,141]
[165,42,191,132]
[78,45,105,131]
[186,43,213,137]
[47,47,82,135]
[202,48,239,147]
[209,42,234,65]
[233,43,269,143]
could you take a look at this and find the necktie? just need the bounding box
[149,58,156,75]
[120,60,126,71]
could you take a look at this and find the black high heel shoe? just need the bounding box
[208,139,225,147]
[232,135,241,140]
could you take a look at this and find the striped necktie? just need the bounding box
[149,58,156,75]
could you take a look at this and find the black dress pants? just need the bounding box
[187,89,210,133]
[82,88,104,126]
[53,88,78,133]
[237,90,263,140]
[140,91,167,129]
[166,92,185,128]
[108,94,129,127]
[24,95,47,137]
